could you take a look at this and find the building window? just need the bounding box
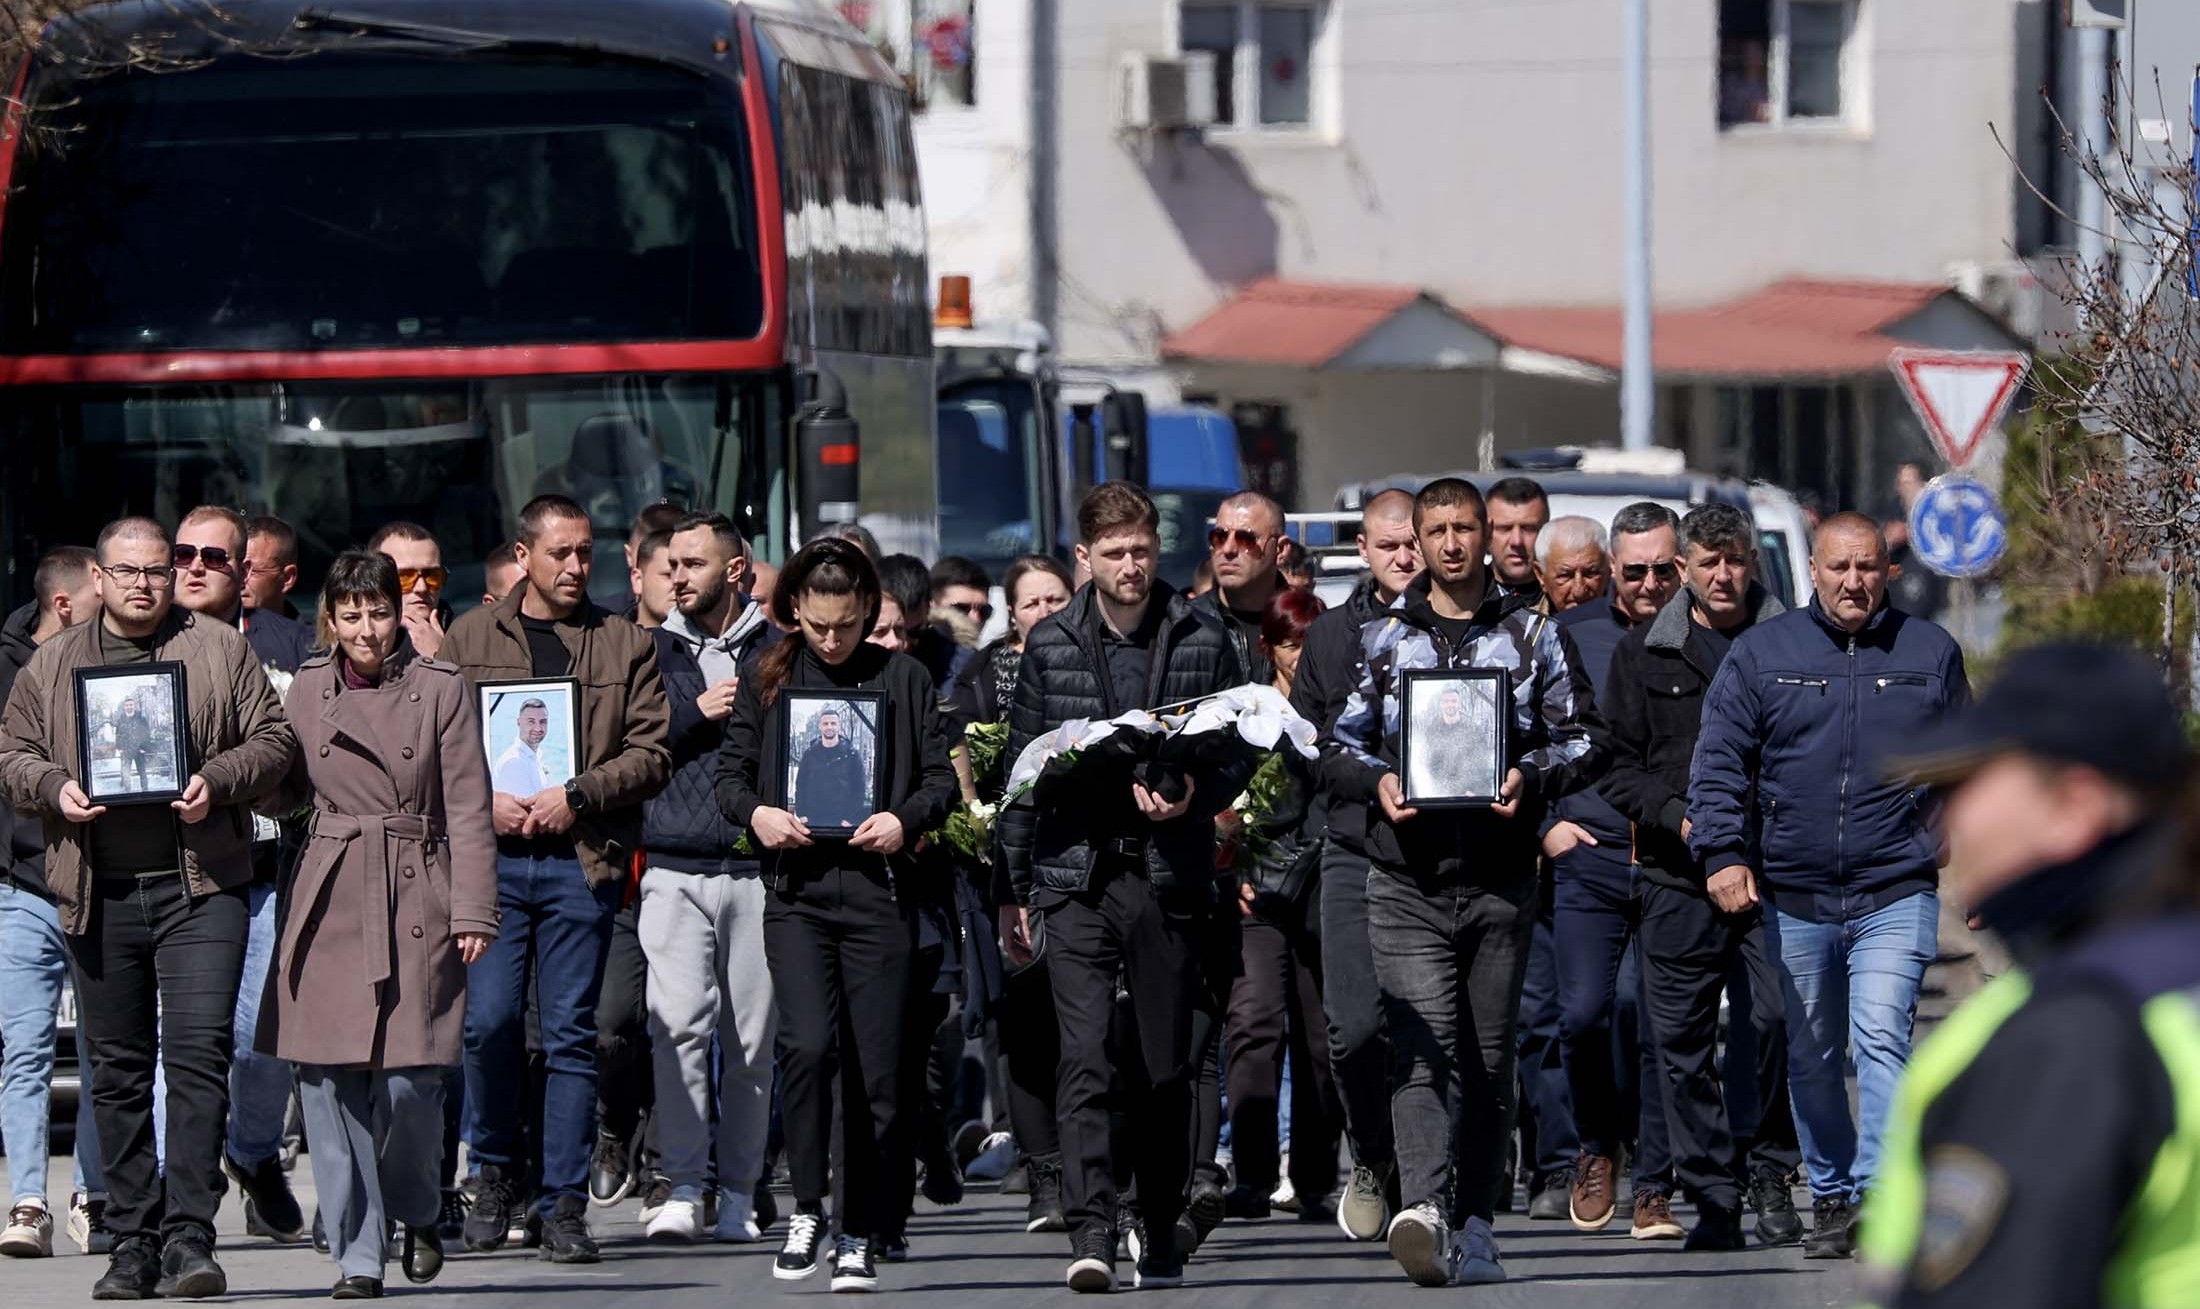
[837,0,976,113]
[1177,2,1320,130]
[1718,0,1859,130]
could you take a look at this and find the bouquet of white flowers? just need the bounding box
[1002,709,1164,801]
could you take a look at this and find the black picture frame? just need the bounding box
[779,688,888,839]
[76,662,190,805]
[1397,667,1509,809]
[477,678,584,796]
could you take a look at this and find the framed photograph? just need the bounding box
[781,689,886,838]
[479,678,581,796]
[1398,668,1509,809]
[76,663,189,805]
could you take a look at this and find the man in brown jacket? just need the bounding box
[0,516,295,1301]
[439,494,670,1263]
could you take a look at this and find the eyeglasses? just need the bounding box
[946,599,993,624]
[171,544,239,571]
[398,567,449,593]
[1620,560,1682,583]
[103,564,175,588]
[1207,526,1275,553]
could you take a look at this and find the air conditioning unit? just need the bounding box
[1949,260,2045,345]
[1120,52,1218,133]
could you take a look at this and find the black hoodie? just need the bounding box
[0,602,47,895]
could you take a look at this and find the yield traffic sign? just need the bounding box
[1888,348,2030,469]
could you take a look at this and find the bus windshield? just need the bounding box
[937,376,1048,574]
[1,52,763,353]
[0,373,778,611]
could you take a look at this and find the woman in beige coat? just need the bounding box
[259,551,497,1299]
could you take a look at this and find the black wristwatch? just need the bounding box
[564,778,591,816]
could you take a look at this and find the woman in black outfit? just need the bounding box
[715,540,957,1293]
[951,556,1074,1233]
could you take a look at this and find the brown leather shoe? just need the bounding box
[1631,1191,1685,1241]
[1568,1153,1617,1231]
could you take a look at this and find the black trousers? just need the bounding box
[69,878,250,1247]
[886,944,954,1242]
[1038,869,1207,1245]
[1637,882,1802,1211]
[1000,961,1062,1162]
[1224,911,1343,1199]
[595,898,653,1150]
[764,865,913,1238]
[1187,909,1238,1191]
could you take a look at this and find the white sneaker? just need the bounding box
[645,1191,702,1243]
[1457,1216,1506,1285]
[1387,1201,1455,1287]
[67,1192,110,1256]
[964,1132,1017,1181]
[1338,1163,1390,1242]
[713,1191,763,1242]
[0,1201,52,1258]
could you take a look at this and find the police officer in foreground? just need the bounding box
[1862,642,2200,1308]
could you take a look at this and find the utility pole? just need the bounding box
[1620,0,1654,451]
[1029,0,1060,338]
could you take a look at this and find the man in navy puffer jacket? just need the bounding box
[1687,513,1969,1259]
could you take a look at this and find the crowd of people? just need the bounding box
[0,471,1998,1299]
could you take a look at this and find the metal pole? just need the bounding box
[1620,0,1654,450]
[2075,25,2109,283]
[1029,0,1060,337]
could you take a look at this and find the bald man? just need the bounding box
[1290,489,1422,1241]
[1198,491,1287,686]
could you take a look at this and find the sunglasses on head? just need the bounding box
[1207,526,1272,553]
[1621,560,1681,583]
[171,544,239,571]
[399,567,449,593]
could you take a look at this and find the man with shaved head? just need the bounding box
[1689,511,1969,1259]
[1200,490,1288,686]
[1288,488,1421,1242]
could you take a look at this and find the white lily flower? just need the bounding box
[1004,709,1162,795]
[1167,683,1318,759]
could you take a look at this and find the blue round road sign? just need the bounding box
[1908,474,2006,579]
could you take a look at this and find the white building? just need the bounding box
[897,0,2047,512]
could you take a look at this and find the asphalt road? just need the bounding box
[14,1159,1859,1308]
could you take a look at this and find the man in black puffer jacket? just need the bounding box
[996,483,1248,1293]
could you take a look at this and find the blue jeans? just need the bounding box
[0,882,101,1203]
[1764,891,1938,1202]
[1552,844,1670,1190]
[464,853,620,1212]
[151,879,293,1168]
[1515,887,1577,1180]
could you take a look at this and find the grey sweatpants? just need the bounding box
[639,868,777,1199]
[296,1064,445,1280]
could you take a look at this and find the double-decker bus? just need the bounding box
[0,0,938,609]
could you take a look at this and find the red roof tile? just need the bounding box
[1161,278,1431,367]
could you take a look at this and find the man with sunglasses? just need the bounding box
[1545,503,1685,1241]
[1199,492,1286,686]
[0,516,295,1299]
[174,506,311,1247]
[367,522,455,661]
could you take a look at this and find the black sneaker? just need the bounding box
[831,1235,879,1292]
[1528,1168,1574,1221]
[1751,1172,1804,1247]
[1222,1184,1270,1221]
[753,1184,779,1234]
[880,1236,909,1263]
[774,1211,825,1280]
[153,1237,227,1299]
[588,1132,635,1207]
[921,1152,965,1207]
[1684,1202,1748,1252]
[1026,1158,1068,1234]
[463,1166,519,1253]
[436,1189,467,1243]
[635,1174,675,1225]
[1133,1220,1184,1289]
[401,1223,445,1284]
[1803,1196,1856,1260]
[1186,1179,1225,1245]
[540,1196,600,1264]
[227,1151,307,1242]
[1064,1224,1117,1294]
[91,1237,161,1301]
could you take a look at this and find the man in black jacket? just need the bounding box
[634,511,778,1242]
[0,548,104,1259]
[996,482,1249,1294]
[1599,503,1801,1251]
[1288,488,1420,1241]
[1199,491,1285,686]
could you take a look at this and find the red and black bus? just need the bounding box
[0,0,938,607]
